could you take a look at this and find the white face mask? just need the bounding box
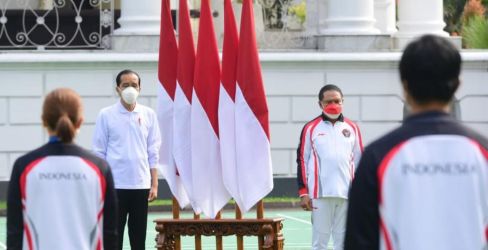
[324,112,341,119]
[121,87,139,105]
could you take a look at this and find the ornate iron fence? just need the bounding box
[0,0,115,49]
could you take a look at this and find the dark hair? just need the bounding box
[42,88,83,143]
[400,35,461,104]
[318,84,343,101]
[116,69,141,87]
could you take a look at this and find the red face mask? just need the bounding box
[323,103,342,119]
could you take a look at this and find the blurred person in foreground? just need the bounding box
[7,88,118,250]
[345,35,488,250]
[297,84,363,250]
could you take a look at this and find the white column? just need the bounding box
[395,0,448,47]
[306,0,327,35]
[321,0,379,35]
[374,0,397,34]
[114,0,161,35]
[212,0,224,47]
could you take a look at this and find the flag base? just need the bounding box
[154,217,285,250]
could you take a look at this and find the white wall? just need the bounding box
[0,52,487,180]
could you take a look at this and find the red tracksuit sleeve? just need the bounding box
[296,123,312,196]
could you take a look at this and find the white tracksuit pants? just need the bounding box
[312,197,348,250]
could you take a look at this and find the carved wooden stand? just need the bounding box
[154,218,284,250]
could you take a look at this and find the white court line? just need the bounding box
[277,213,312,225]
[0,240,7,249]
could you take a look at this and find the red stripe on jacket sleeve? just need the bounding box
[20,157,45,200]
[473,141,488,160]
[298,124,310,195]
[309,120,321,199]
[82,159,107,201]
[377,141,407,204]
[24,222,34,250]
[469,141,488,242]
[297,117,321,196]
[380,217,394,250]
[377,141,407,250]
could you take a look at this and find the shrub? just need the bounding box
[462,15,488,48]
[460,0,488,48]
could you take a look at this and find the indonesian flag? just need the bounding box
[173,0,199,212]
[157,0,190,208]
[235,0,273,212]
[219,0,242,208]
[191,0,231,218]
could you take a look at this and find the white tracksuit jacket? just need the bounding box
[297,114,363,199]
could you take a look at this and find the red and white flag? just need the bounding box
[157,0,190,208]
[219,0,242,209]
[191,0,231,218]
[173,0,199,212]
[235,0,273,212]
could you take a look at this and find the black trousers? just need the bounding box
[116,189,149,250]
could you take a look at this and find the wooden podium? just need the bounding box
[154,218,284,249]
[154,199,285,250]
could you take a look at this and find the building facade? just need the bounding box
[0,0,487,198]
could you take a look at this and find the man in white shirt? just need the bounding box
[93,69,161,250]
[297,84,363,250]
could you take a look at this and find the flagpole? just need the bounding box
[257,200,264,250]
[235,204,244,250]
[172,197,181,250]
[216,211,223,250]
[194,213,202,250]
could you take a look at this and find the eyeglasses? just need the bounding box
[119,83,140,90]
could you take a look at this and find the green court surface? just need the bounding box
[0,208,328,249]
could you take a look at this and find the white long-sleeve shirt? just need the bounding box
[297,114,363,199]
[92,101,161,189]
